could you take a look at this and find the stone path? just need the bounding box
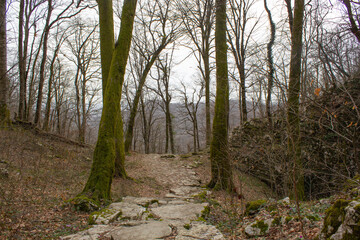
[62,155,225,240]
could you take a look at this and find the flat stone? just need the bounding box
[176,222,225,240]
[151,203,208,221]
[61,225,114,240]
[181,179,200,187]
[121,196,159,207]
[109,202,146,221]
[165,193,194,200]
[104,221,172,240]
[170,186,200,196]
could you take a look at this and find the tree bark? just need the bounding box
[96,0,126,177]
[124,41,167,153]
[264,0,275,129]
[208,0,234,191]
[342,0,360,43]
[79,0,137,204]
[0,0,10,126]
[287,0,305,200]
[34,0,53,125]
[18,0,26,120]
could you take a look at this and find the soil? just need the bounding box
[0,125,324,239]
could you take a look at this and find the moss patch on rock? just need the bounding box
[245,199,266,215]
[322,199,350,237]
[68,195,101,212]
[251,220,269,235]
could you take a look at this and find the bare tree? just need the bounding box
[178,81,204,152]
[341,0,360,43]
[0,0,10,125]
[178,0,215,146]
[151,49,176,154]
[227,0,260,125]
[18,0,46,120]
[124,0,181,153]
[287,0,305,200]
[208,0,234,191]
[34,0,89,125]
[76,0,138,206]
[64,21,100,143]
[263,0,275,129]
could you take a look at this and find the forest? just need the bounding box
[0,0,359,239]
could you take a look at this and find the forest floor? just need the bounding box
[0,125,327,239]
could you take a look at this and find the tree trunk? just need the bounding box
[34,0,52,125]
[18,0,26,120]
[264,0,275,129]
[287,0,305,200]
[79,0,137,204]
[0,0,10,126]
[124,43,166,153]
[43,46,59,131]
[208,0,234,191]
[166,100,175,154]
[96,0,126,177]
[204,43,211,146]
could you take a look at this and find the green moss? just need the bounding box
[245,199,266,215]
[306,214,320,222]
[147,213,155,219]
[322,199,351,237]
[193,191,207,202]
[143,199,159,208]
[183,223,191,230]
[160,154,175,158]
[69,195,100,212]
[201,206,210,218]
[285,216,292,223]
[266,204,277,212]
[0,104,11,127]
[88,208,122,225]
[272,216,281,226]
[345,175,360,190]
[251,220,269,235]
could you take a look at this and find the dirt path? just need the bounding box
[62,153,224,240]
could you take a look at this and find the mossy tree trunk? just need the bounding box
[0,0,10,126]
[80,0,137,203]
[208,0,234,191]
[97,0,127,178]
[287,0,305,201]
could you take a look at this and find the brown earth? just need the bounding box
[0,125,280,239]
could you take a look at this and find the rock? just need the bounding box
[245,199,267,215]
[169,186,202,196]
[62,154,224,240]
[151,203,208,221]
[318,199,360,240]
[61,225,114,240]
[89,202,146,224]
[121,196,159,207]
[165,193,194,200]
[244,219,272,237]
[104,221,172,240]
[176,222,225,240]
[278,197,290,204]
